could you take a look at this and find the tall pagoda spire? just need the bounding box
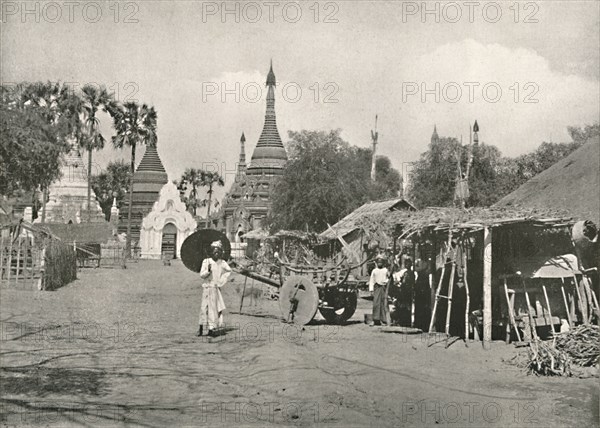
[431,124,439,143]
[248,61,287,174]
[238,132,247,174]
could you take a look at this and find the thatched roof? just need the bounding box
[385,206,573,237]
[495,137,600,225]
[243,228,269,240]
[320,198,416,240]
[36,223,114,244]
[265,230,320,242]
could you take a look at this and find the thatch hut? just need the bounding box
[318,198,415,274]
[495,137,599,225]
[364,207,598,344]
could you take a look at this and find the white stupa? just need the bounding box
[34,141,106,224]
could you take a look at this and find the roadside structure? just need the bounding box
[118,144,169,247]
[139,181,197,260]
[495,137,600,225]
[32,143,105,224]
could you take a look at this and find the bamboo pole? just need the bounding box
[239,275,248,314]
[521,275,538,342]
[429,230,453,333]
[444,262,456,337]
[542,285,557,336]
[0,234,5,285]
[15,236,22,284]
[483,227,492,345]
[7,233,13,283]
[573,274,587,324]
[26,238,32,290]
[503,278,521,342]
[581,275,596,323]
[560,279,573,327]
[429,262,446,333]
[463,240,471,344]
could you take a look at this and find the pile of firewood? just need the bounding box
[555,325,600,367]
[527,340,571,376]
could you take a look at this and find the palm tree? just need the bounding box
[80,84,114,222]
[21,82,83,223]
[110,101,158,256]
[199,171,224,228]
[178,168,203,215]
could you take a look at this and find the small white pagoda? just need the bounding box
[139,181,197,259]
[33,142,105,224]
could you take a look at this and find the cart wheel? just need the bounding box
[279,275,318,325]
[319,292,358,324]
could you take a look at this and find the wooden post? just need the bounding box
[542,285,557,336]
[573,274,587,324]
[25,238,32,290]
[429,231,454,333]
[522,276,538,341]
[483,227,492,346]
[503,278,521,342]
[7,233,13,283]
[239,275,248,314]
[0,234,5,285]
[444,262,456,338]
[581,275,597,323]
[428,262,446,333]
[15,236,22,284]
[560,279,573,327]
[463,240,471,343]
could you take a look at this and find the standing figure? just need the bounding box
[198,241,232,337]
[393,258,417,326]
[369,254,390,326]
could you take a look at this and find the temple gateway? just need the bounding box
[139,181,197,260]
[216,62,288,242]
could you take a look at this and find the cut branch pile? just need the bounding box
[527,340,571,376]
[555,325,600,367]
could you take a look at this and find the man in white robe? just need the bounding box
[369,254,390,326]
[198,241,232,337]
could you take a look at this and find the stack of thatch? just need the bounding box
[526,325,600,376]
[527,340,571,376]
[555,325,600,367]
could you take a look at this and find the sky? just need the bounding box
[2,1,599,204]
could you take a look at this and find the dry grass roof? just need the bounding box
[36,222,114,243]
[320,198,416,240]
[385,206,573,236]
[495,137,599,225]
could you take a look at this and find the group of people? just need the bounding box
[196,241,422,335]
[369,253,417,326]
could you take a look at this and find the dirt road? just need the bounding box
[1,261,598,427]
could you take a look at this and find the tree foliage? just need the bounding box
[0,106,65,196]
[408,122,599,208]
[110,101,158,251]
[268,129,402,233]
[91,160,131,220]
[0,82,79,197]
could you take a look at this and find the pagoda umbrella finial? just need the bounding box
[370,115,379,181]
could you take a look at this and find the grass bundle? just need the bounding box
[555,325,600,367]
[527,340,571,376]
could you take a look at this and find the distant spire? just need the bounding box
[431,124,439,143]
[371,115,379,181]
[266,59,276,87]
[238,132,247,174]
[473,120,479,144]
